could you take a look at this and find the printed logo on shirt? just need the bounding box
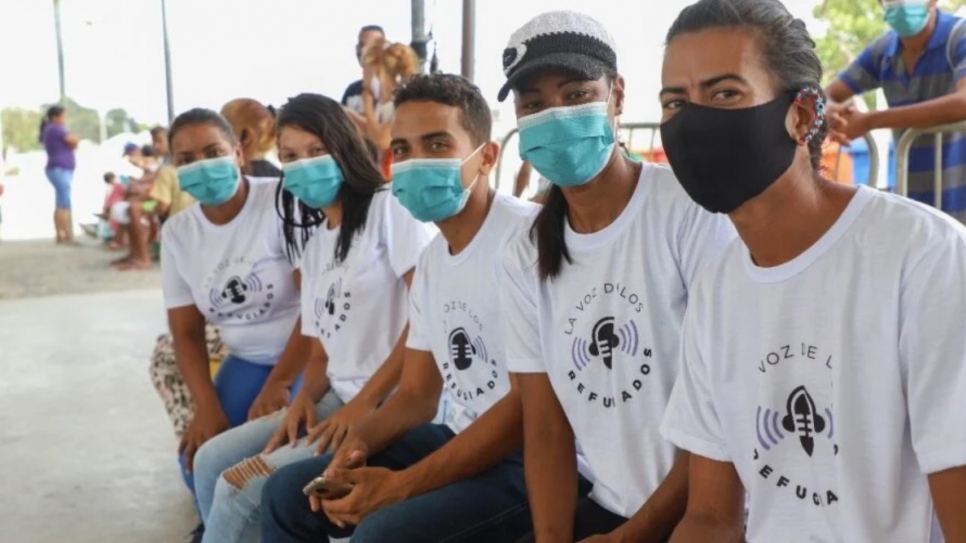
[563,282,654,409]
[314,277,351,340]
[441,300,503,402]
[752,342,840,508]
[205,256,281,321]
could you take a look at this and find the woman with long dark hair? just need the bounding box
[191,93,434,543]
[496,11,736,543]
[40,105,79,244]
[659,1,966,541]
[161,108,308,542]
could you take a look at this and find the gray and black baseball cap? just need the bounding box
[498,11,618,102]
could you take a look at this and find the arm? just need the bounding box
[668,455,745,543]
[397,375,524,498]
[517,372,579,543]
[340,347,443,459]
[609,451,689,543]
[929,466,966,542]
[64,133,79,149]
[864,80,966,130]
[361,87,392,151]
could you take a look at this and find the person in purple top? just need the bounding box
[40,105,79,245]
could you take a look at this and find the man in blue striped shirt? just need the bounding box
[826,0,966,222]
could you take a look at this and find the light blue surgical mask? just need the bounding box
[282,155,345,209]
[391,145,484,223]
[884,1,931,38]
[517,96,616,187]
[176,156,241,206]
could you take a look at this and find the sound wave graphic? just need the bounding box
[244,274,263,293]
[314,298,327,319]
[571,319,640,371]
[472,337,488,362]
[572,337,591,370]
[618,320,639,357]
[756,406,786,451]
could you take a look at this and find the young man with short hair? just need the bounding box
[261,73,547,543]
[827,0,966,221]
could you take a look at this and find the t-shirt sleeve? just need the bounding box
[500,241,545,373]
[383,193,435,278]
[149,167,177,205]
[405,261,431,351]
[676,200,737,292]
[660,304,732,462]
[160,236,195,309]
[837,38,885,95]
[899,228,966,474]
[948,20,966,81]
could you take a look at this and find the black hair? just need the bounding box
[666,0,828,170]
[150,125,168,139]
[529,68,619,281]
[275,93,385,264]
[39,104,66,143]
[141,145,156,158]
[103,172,116,183]
[168,108,237,149]
[394,73,492,146]
[360,25,385,36]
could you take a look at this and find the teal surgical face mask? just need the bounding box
[282,154,345,209]
[517,89,616,187]
[391,145,485,223]
[884,1,931,38]
[176,156,241,206]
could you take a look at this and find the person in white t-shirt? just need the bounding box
[495,11,737,543]
[658,1,966,542]
[161,109,308,539]
[191,92,435,543]
[260,73,553,543]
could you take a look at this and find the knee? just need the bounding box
[221,455,276,493]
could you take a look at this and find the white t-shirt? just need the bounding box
[161,179,300,365]
[661,186,966,543]
[300,190,435,402]
[502,163,737,517]
[407,193,539,434]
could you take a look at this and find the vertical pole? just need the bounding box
[54,0,67,103]
[161,0,175,123]
[411,0,428,73]
[461,0,476,81]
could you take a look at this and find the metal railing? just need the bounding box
[895,121,966,208]
[495,123,881,190]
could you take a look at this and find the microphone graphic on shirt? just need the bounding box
[323,279,342,316]
[588,317,619,370]
[448,327,478,370]
[781,385,826,457]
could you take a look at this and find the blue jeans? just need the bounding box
[195,390,344,543]
[178,355,301,496]
[262,423,533,543]
[45,167,73,209]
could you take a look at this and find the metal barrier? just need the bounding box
[495,122,881,190]
[494,122,661,191]
[895,121,966,208]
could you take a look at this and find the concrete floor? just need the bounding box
[0,289,196,543]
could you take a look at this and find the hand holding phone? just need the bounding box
[302,476,354,500]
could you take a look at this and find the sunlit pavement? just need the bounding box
[0,289,196,542]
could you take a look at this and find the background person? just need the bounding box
[343,25,387,115]
[826,0,966,221]
[221,98,283,182]
[40,104,79,245]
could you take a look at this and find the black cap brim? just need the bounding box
[498,52,609,102]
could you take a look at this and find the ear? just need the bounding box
[478,141,501,177]
[234,145,246,169]
[787,92,822,146]
[239,128,251,146]
[612,75,627,117]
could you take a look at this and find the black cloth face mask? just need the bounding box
[660,94,799,214]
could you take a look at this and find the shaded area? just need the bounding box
[0,240,160,300]
[0,289,194,542]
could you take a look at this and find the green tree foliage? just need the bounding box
[2,98,146,153]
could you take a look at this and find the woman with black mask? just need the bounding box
[498,11,736,543]
[659,1,966,541]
